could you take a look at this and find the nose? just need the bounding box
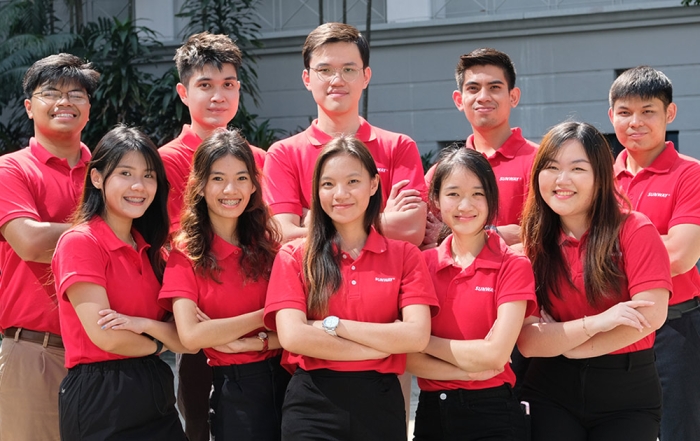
[629,112,644,127]
[131,177,145,190]
[457,197,473,211]
[210,86,225,102]
[334,183,349,198]
[555,170,571,183]
[55,93,71,105]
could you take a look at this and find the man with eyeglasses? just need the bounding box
[263,22,427,247]
[0,53,99,441]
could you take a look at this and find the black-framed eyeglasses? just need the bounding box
[309,66,362,83]
[32,90,89,105]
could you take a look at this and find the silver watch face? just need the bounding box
[323,315,339,330]
[258,331,268,339]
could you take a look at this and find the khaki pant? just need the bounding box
[0,337,66,441]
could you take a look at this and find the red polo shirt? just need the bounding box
[160,124,266,233]
[419,232,537,392]
[614,143,700,305]
[0,138,90,335]
[263,118,427,217]
[425,128,537,226]
[52,217,167,368]
[263,228,439,374]
[159,235,279,366]
[546,212,672,354]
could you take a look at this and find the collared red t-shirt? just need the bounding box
[160,124,266,233]
[263,117,427,217]
[545,212,672,354]
[425,127,537,227]
[0,138,90,335]
[158,235,279,366]
[52,217,167,368]
[419,232,537,392]
[614,143,700,305]
[263,228,439,374]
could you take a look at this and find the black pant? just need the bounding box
[282,368,406,441]
[59,355,186,441]
[210,356,290,441]
[521,349,661,441]
[176,350,212,441]
[413,385,529,441]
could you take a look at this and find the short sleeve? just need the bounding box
[159,249,200,311]
[398,243,440,315]
[391,136,428,200]
[668,165,700,228]
[495,254,538,317]
[263,141,304,217]
[263,243,308,330]
[621,213,673,297]
[0,157,41,230]
[52,229,108,299]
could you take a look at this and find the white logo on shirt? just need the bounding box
[375,277,396,283]
[499,177,522,182]
[377,168,388,173]
[475,286,494,292]
[647,192,670,198]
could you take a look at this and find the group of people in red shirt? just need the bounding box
[0,19,698,441]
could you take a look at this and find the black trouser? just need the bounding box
[521,349,661,441]
[210,356,290,441]
[175,350,212,441]
[59,355,185,441]
[282,368,406,441]
[413,384,529,441]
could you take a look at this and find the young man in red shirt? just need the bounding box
[263,22,427,247]
[0,53,99,441]
[158,32,268,441]
[609,66,700,441]
[424,48,538,247]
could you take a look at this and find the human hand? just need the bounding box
[195,306,211,322]
[98,309,148,334]
[590,300,655,334]
[539,309,557,324]
[421,212,443,249]
[467,367,504,382]
[301,208,311,228]
[212,337,258,354]
[384,180,423,213]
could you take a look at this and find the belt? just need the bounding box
[667,297,700,321]
[3,327,64,349]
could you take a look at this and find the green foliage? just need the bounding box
[681,0,700,5]
[143,67,190,146]
[421,149,438,173]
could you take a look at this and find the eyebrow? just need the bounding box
[548,158,590,164]
[194,76,238,82]
[210,170,249,175]
[465,79,505,86]
[314,62,360,68]
[443,184,484,190]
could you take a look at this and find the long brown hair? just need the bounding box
[176,129,279,282]
[303,136,382,316]
[521,121,630,312]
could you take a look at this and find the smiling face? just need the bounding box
[177,63,240,139]
[93,150,157,235]
[318,153,378,231]
[538,139,595,235]
[24,81,91,144]
[609,95,676,158]
[436,166,489,239]
[453,64,519,132]
[203,154,255,236]
[302,42,371,120]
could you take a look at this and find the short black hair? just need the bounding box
[456,48,516,91]
[609,66,673,109]
[22,53,100,98]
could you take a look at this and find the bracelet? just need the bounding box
[150,338,163,356]
[582,316,593,338]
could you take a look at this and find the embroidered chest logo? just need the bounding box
[375,277,396,283]
[377,167,388,173]
[646,192,670,198]
[474,286,494,292]
[499,177,522,182]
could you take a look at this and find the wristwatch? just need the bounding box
[257,331,269,353]
[322,316,340,336]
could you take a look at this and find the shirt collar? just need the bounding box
[29,137,91,168]
[614,141,677,177]
[178,124,203,152]
[558,228,589,247]
[304,117,376,147]
[211,233,242,260]
[466,127,523,160]
[89,216,151,253]
[435,231,505,272]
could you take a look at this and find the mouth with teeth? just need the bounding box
[554,190,575,197]
[52,112,76,119]
[124,197,146,204]
[219,199,241,207]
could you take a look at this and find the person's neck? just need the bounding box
[450,231,487,269]
[101,213,134,246]
[336,223,369,259]
[471,124,513,157]
[211,216,239,246]
[190,121,216,142]
[624,144,666,175]
[316,110,362,137]
[34,132,83,168]
[560,215,589,241]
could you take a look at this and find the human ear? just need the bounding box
[90,169,103,189]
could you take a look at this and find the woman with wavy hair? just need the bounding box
[518,121,672,441]
[52,125,187,440]
[264,136,438,441]
[158,129,287,441]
